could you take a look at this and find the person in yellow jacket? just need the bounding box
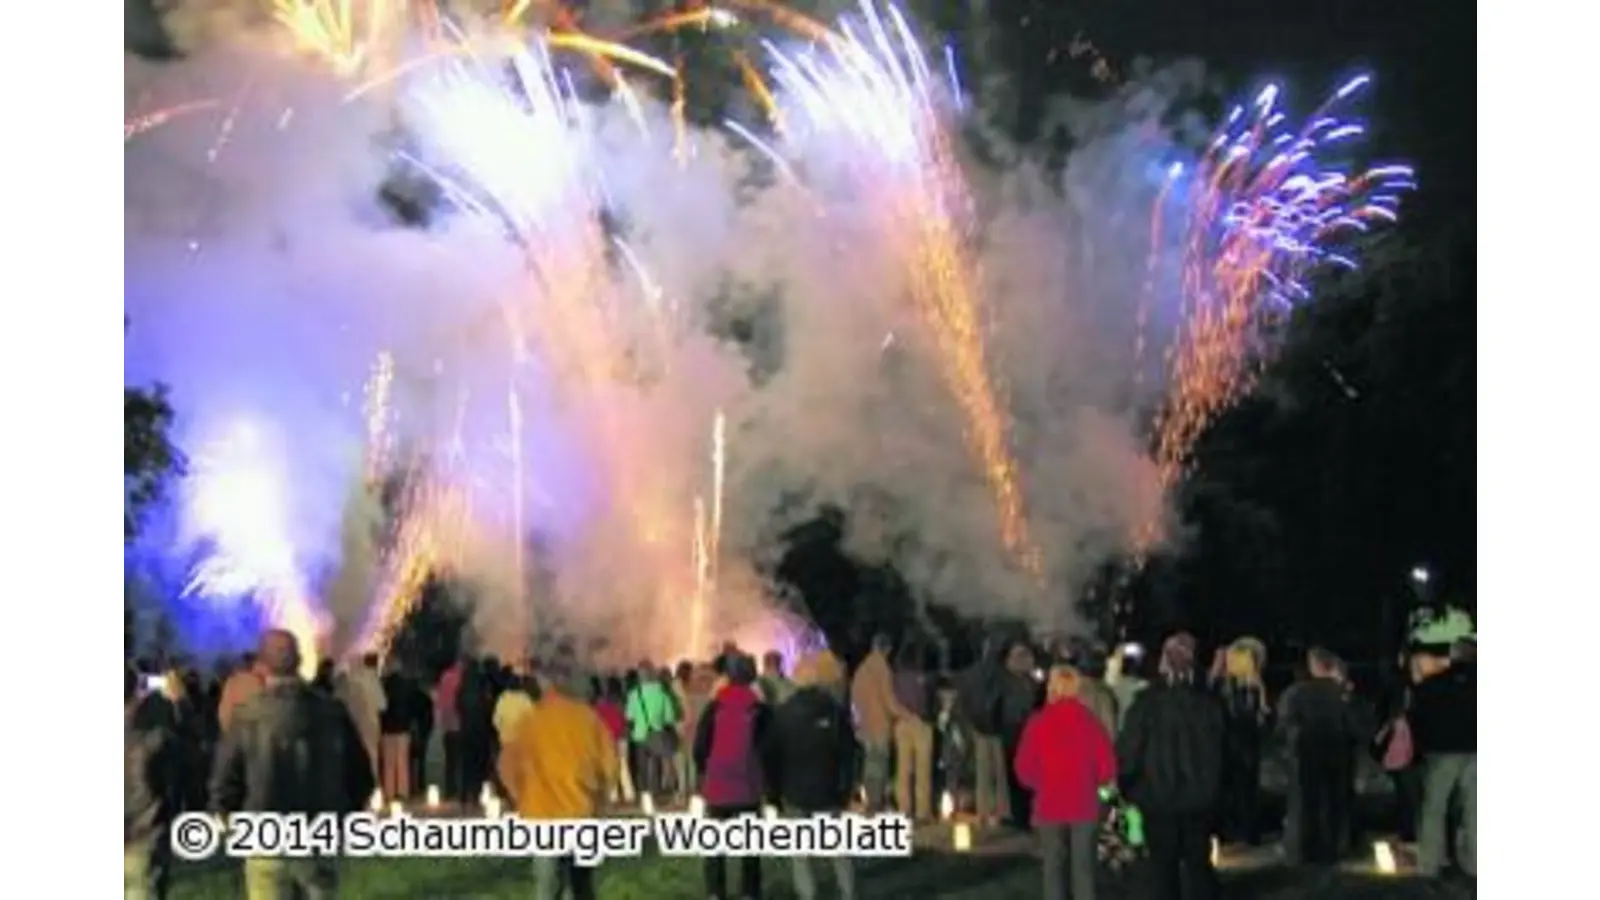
[498,664,619,900]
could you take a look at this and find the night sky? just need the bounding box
[1007,0,1474,222]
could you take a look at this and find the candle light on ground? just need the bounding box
[388,799,403,817]
[762,804,778,820]
[1373,840,1398,874]
[640,793,655,816]
[1210,837,1221,867]
[485,795,503,818]
[479,784,493,809]
[368,789,383,813]
[425,785,440,808]
[939,791,954,821]
[689,795,705,816]
[952,821,973,852]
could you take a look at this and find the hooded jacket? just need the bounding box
[693,683,773,807]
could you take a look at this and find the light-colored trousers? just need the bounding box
[973,733,1011,821]
[893,718,934,819]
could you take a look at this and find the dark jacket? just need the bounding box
[1408,664,1476,755]
[1219,679,1270,758]
[692,683,773,807]
[1278,677,1364,757]
[380,673,417,735]
[1116,678,1226,814]
[765,686,857,812]
[997,671,1040,737]
[209,679,376,815]
[125,706,182,847]
[457,663,495,733]
[955,646,1005,735]
[934,702,974,787]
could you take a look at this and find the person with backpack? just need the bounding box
[766,651,858,900]
[693,653,773,900]
[625,661,680,798]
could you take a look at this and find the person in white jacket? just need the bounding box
[337,653,387,783]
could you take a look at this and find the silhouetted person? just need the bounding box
[380,665,418,801]
[998,640,1041,829]
[210,630,375,898]
[1118,633,1225,900]
[458,657,497,803]
[1278,647,1364,864]
[1410,642,1476,878]
[436,655,467,801]
[766,651,858,900]
[126,667,182,900]
[1214,643,1270,845]
[957,633,1010,824]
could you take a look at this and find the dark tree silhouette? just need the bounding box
[125,383,185,541]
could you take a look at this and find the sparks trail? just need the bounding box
[1134,74,1414,554]
[766,1,1040,575]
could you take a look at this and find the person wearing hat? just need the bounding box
[1408,641,1476,878]
[1116,633,1225,900]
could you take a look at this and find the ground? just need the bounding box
[166,835,1476,899]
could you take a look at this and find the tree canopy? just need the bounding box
[125,383,184,541]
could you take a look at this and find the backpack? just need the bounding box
[1378,716,1414,771]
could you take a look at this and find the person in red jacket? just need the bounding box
[1016,664,1117,900]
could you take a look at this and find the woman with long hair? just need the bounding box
[1214,638,1271,845]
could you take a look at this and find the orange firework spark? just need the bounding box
[768,5,1041,575]
[124,100,220,142]
[271,0,409,77]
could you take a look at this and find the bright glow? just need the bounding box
[181,419,322,678]
[952,821,973,852]
[1373,840,1398,874]
[940,791,954,820]
[1410,566,1431,584]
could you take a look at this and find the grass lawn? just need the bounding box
[167,848,1476,899]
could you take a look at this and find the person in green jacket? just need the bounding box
[625,664,680,797]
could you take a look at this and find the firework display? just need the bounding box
[124,1,1412,663]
